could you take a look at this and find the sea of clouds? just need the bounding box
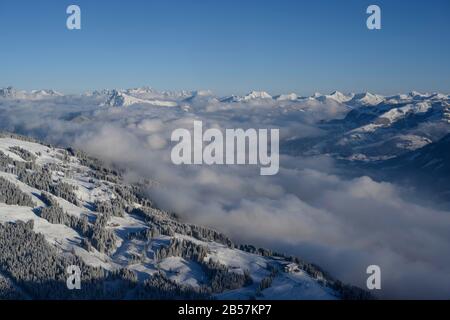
[1,94,449,299]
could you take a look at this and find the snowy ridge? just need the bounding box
[347,92,385,106]
[220,91,273,103]
[102,90,178,107]
[325,91,354,103]
[1,86,448,109]
[351,102,432,133]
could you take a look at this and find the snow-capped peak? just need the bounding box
[349,92,385,106]
[30,89,63,97]
[0,134,367,300]
[242,91,272,101]
[102,89,178,107]
[0,86,17,98]
[326,91,354,103]
[220,91,273,103]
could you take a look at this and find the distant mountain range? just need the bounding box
[283,92,449,160]
[2,86,448,108]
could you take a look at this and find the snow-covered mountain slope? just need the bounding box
[303,91,355,104]
[339,132,450,202]
[402,133,450,173]
[30,89,63,99]
[293,96,450,161]
[242,91,272,101]
[347,92,385,107]
[0,133,369,300]
[102,90,178,107]
[221,91,273,103]
[375,133,450,196]
[2,85,447,113]
[350,102,433,134]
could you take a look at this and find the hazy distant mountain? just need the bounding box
[102,89,178,107]
[0,87,62,100]
[0,87,27,100]
[347,92,385,107]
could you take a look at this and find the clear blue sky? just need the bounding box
[0,0,449,95]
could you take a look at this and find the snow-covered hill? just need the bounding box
[0,133,368,300]
[324,91,354,104]
[350,102,433,134]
